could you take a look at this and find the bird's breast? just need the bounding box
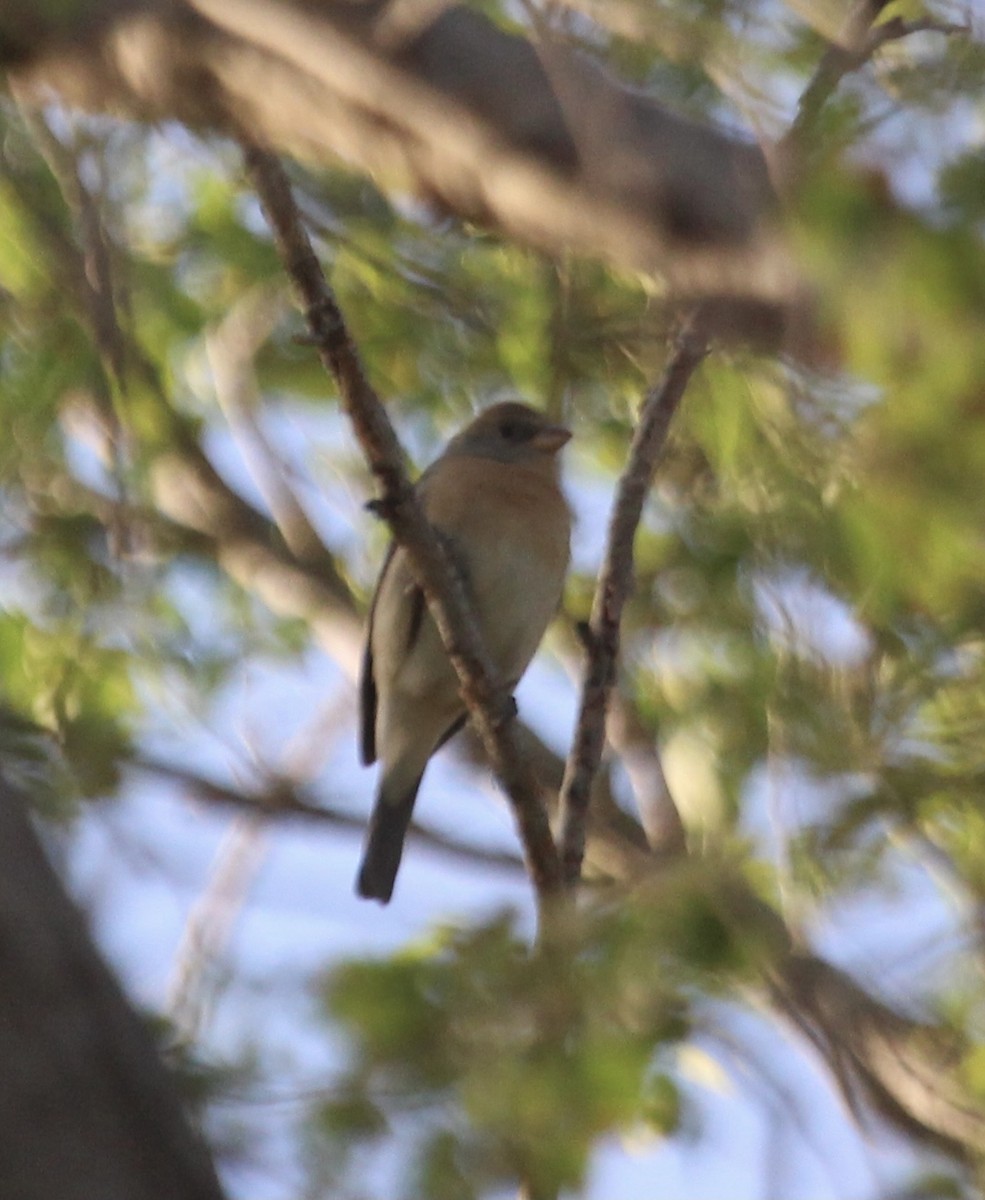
[424,456,571,681]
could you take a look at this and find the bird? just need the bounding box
[356,401,572,903]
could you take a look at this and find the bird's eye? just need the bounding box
[499,420,524,442]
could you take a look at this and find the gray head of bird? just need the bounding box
[444,401,571,466]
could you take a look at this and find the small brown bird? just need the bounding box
[357,401,572,903]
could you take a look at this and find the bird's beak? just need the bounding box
[531,425,572,454]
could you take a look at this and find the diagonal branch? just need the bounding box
[240,141,563,904]
[167,812,268,1043]
[557,321,707,885]
[769,950,985,1161]
[206,284,332,565]
[605,684,686,855]
[779,4,969,167]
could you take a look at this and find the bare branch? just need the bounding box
[780,5,970,166]
[557,321,707,886]
[770,951,985,1161]
[130,754,527,876]
[206,284,334,565]
[168,813,268,1042]
[605,685,686,855]
[554,618,685,856]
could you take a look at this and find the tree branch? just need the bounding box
[130,754,527,877]
[770,951,985,1163]
[557,321,707,885]
[240,141,564,904]
[605,683,686,855]
[780,4,969,166]
[167,812,268,1042]
[206,283,333,566]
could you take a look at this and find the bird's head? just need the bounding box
[446,401,571,466]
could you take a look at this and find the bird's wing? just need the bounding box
[359,541,396,767]
[360,534,436,766]
[362,461,485,767]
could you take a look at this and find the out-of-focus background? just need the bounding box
[3,1,985,1197]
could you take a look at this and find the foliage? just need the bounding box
[316,875,754,1197]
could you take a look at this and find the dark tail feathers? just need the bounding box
[356,779,422,904]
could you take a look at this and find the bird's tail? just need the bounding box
[356,773,423,903]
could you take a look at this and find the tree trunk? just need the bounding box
[0,777,226,1200]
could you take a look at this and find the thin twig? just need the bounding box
[557,321,708,886]
[130,754,526,876]
[167,812,268,1042]
[206,284,333,563]
[553,618,686,856]
[781,6,969,162]
[239,142,563,903]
